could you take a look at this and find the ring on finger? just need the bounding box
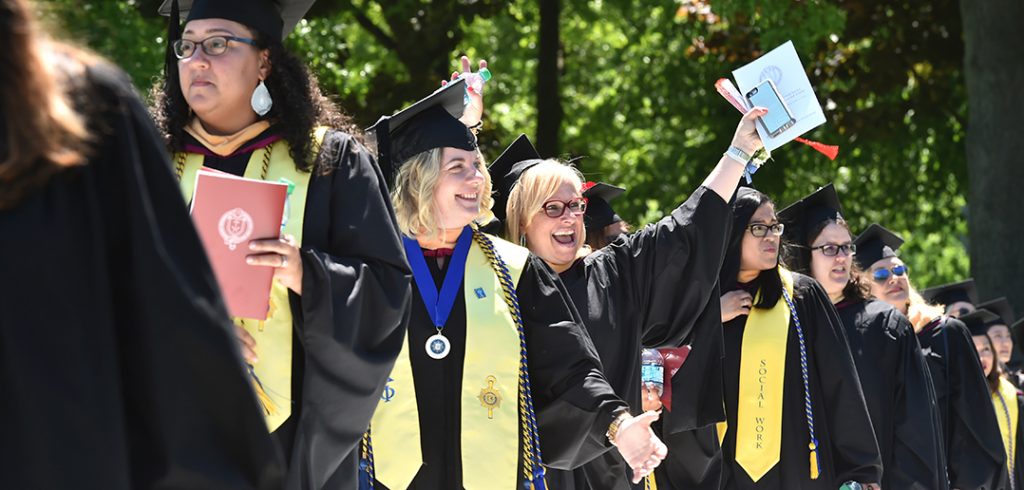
[280,254,288,268]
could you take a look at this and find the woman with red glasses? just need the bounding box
[779,185,944,489]
[854,223,1008,490]
[490,108,771,489]
[715,187,881,490]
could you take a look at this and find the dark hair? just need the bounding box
[720,187,784,309]
[0,0,91,209]
[975,333,1003,393]
[787,217,871,302]
[585,220,631,250]
[150,27,357,172]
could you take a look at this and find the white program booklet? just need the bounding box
[729,41,826,151]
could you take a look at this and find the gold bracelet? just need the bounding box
[606,411,631,445]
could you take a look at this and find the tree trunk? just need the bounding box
[960,0,1024,314]
[536,0,562,157]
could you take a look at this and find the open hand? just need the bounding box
[612,411,668,483]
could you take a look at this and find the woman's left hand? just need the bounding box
[612,411,669,483]
[247,234,303,295]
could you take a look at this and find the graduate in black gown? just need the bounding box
[582,181,630,250]
[153,1,412,487]
[363,65,667,490]
[978,298,1024,388]
[966,310,1022,489]
[1,3,282,487]
[922,278,980,318]
[717,188,881,490]
[855,223,1009,489]
[779,184,945,489]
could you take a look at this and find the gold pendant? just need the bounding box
[478,375,502,419]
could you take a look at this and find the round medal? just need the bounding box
[425,333,451,359]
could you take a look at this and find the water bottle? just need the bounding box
[641,349,664,400]
[459,67,491,94]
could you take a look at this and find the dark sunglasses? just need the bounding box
[811,243,857,257]
[747,223,785,238]
[871,264,908,283]
[541,197,587,218]
[173,35,258,59]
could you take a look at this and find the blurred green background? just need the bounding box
[37,0,976,290]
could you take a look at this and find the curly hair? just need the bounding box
[149,26,358,172]
[786,217,871,302]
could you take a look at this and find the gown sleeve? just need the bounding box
[519,256,630,470]
[885,310,947,489]
[285,131,412,488]
[797,277,882,484]
[944,319,1010,490]
[91,63,284,489]
[607,185,731,347]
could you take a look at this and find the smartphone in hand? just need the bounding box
[745,79,797,137]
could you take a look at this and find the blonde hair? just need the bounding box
[504,159,584,243]
[391,147,493,239]
[906,282,945,330]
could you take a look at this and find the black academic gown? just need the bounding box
[546,186,731,490]
[0,62,283,488]
[836,299,946,490]
[183,128,411,489]
[1013,395,1024,489]
[720,273,882,489]
[918,316,1010,489]
[372,249,627,489]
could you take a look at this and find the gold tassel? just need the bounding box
[808,441,819,480]
[258,295,277,332]
[250,370,278,416]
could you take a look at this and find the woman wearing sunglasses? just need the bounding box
[854,223,1008,490]
[778,185,944,489]
[489,109,767,489]
[151,0,412,487]
[715,187,881,490]
[965,309,1024,490]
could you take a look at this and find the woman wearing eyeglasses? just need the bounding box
[489,109,767,489]
[778,185,945,489]
[854,223,1008,490]
[151,1,412,487]
[716,187,881,490]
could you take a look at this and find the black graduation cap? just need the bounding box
[852,223,904,270]
[978,297,1015,326]
[1014,318,1024,347]
[159,0,315,41]
[921,279,979,307]
[961,309,1001,337]
[367,79,477,188]
[777,183,844,247]
[582,182,626,232]
[487,134,544,223]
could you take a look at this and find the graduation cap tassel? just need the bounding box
[794,137,839,161]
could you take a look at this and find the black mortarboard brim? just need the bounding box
[921,279,979,307]
[1013,318,1024,346]
[583,182,626,231]
[159,0,315,41]
[961,309,1001,337]
[778,183,844,247]
[488,134,543,223]
[978,297,1015,326]
[367,79,476,188]
[852,223,904,270]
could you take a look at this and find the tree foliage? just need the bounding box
[40,0,974,288]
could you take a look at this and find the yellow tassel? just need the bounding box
[808,442,819,480]
[251,372,279,416]
[259,295,277,332]
[647,473,659,490]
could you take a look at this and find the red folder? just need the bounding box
[657,346,691,412]
[190,168,287,319]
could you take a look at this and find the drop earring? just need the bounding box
[251,79,273,116]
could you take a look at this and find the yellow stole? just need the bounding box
[370,233,529,490]
[176,128,326,431]
[718,268,795,482]
[995,377,1019,476]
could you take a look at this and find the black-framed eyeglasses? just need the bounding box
[871,264,908,283]
[541,197,587,218]
[747,223,784,238]
[811,243,857,257]
[173,35,258,59]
